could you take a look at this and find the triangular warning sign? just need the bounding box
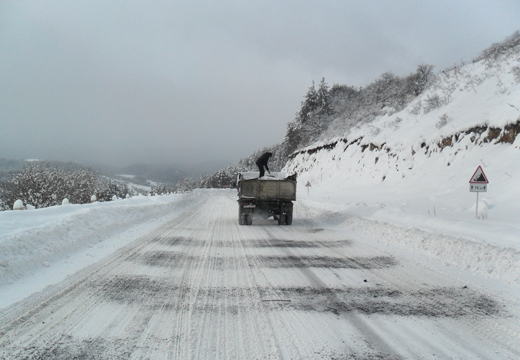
[469,166,489,183]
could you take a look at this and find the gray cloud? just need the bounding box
[1,0,519,169]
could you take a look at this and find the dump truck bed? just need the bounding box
[237,172,296,201]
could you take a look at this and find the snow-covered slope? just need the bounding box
[285,49,520,284]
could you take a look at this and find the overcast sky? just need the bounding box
[1,1,519,170]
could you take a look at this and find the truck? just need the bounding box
[237,172,297,226]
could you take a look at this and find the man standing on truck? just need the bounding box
[256,152,272,178]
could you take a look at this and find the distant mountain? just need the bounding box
[178,159,237,177]
[118,163,190,184]
[0,158,201,186]
[0,158,26,181]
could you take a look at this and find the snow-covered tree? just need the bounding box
[475,30,520,62]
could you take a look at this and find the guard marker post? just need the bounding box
[469,166,489,218]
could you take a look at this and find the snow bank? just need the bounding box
[0,192,202,286]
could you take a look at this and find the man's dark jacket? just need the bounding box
[255,153,271,171]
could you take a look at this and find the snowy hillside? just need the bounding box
[284,43,520,284]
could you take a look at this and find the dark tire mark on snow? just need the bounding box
[128,252,382,269]
[256,255,397,269]
[151,237,353,249]
[9,335,137,360]
[151,236,190,247]
[90,276,501,318]
[270,286,501,317]
[248,239,353,248]
[130,250,193,268]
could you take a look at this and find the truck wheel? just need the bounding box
[239,214,245,225]
[246,214,253,226]
[285,213,292,225]
[278,214,285,225]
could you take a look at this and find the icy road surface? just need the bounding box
[1,190,519,359]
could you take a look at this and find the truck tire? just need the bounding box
[285,213,292,225]
[246,214,253,226]
[238,207,245,225]
[278,214,285,225]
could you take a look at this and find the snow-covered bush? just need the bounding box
[387,117,403,130]
[13,199,24,210]
[512,66,520,84]
[62,198,69,205]
[424,94,443,113]
[0,163,131,210]
[0,163,99,209]
[94,179,129,202]
[436,114,450,129]
[91,195,97,202]
[150,184,168,195]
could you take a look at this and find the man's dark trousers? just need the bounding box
[256,163,265,177]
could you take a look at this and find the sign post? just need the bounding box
[469,166,489,218]
[305,181,312,196]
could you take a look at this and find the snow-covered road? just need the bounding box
[1,190,519,359]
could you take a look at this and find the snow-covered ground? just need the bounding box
[1,190,519,358]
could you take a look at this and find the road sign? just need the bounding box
[469,166,489,218]
[469,166,489,184]
[470,183,487,192]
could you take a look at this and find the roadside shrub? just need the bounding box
[512,66,520,84]
[424,94,443,113]
[436,114,450,129]
[0,163,130,210]
[0,198,10,211]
